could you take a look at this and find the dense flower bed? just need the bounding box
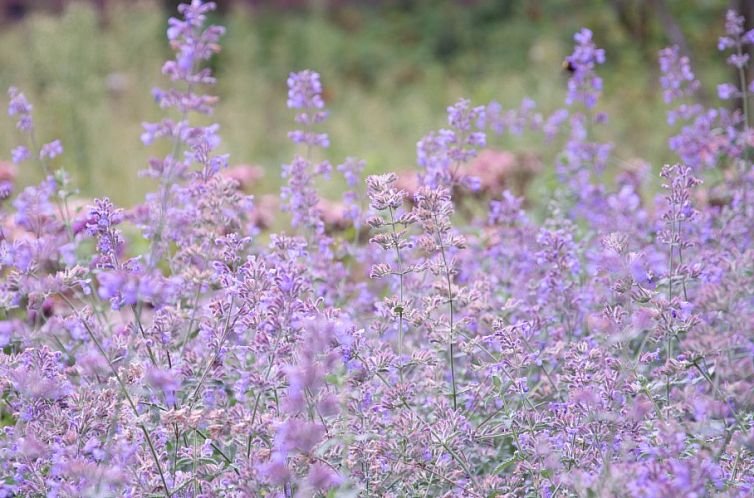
[1,1,753,496]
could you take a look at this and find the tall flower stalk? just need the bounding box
[414,187,465,410]
[366,173,414,360]
[718,10,754,206]
[142,0,225,268]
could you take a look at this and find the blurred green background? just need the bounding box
[0,0,740,206]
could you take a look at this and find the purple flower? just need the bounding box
[287,129,329,148]
[39,140,63,160]
[447,98,486,132]
[276,419,324,454]
[417,98,486,189]
[258,452,290,485]
[717,83,738,100]
[287,70,329,148]
[0,320,18,347]
[7,87,33,132]
[287,70,325,110]
[719,11,754,70]
[306,463,343,491]
[628,252,656,289]
[658,46,700,107]
[565,28,606,109]
[723,10,745,40]
[86,198,125,269]
[145,368,181,404]
[11,146,30,164]
[280,155,325,234]
[162,1,224,88]
[727,53,749,69]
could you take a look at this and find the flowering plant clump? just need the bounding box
[2,2,754,497]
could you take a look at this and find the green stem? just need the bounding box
[737,44,751,209]
[186,296,237,409]
[433,214,457,410]
[388,206,406,363]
